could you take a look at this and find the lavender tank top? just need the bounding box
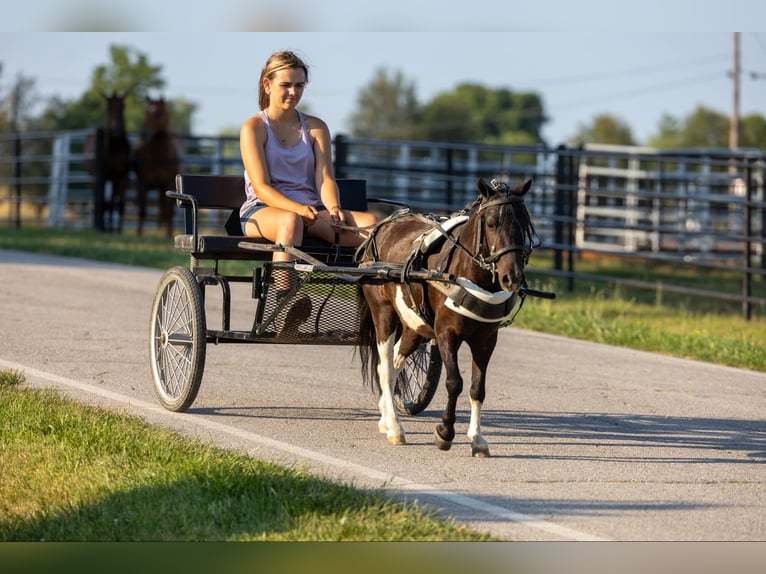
[240,110,320,218]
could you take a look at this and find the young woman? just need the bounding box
[239,50,376,260]
[239,50,376,333]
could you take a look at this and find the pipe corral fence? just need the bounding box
[1,129,765,319]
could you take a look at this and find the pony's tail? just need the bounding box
[357,296,380,395]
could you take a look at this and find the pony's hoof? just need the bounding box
[387,434,406,446]
[434,430,452,451]
[471,445,491,458]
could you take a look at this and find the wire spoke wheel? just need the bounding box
[393,340,442,415]
[149,267,206,412]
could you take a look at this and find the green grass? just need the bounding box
[517,282,766,371]
[0,370,491,541]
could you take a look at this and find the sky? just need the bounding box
[1,2,766,147]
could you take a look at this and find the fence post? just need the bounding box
[445,147,454,208]
[743,158,754,320]
[13,132,22,229]
[333,134,348,179]
[47,134,69,228]
[553,145,565,273]
[92,127,106,231]
[554,145,577,291]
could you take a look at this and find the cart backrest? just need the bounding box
[173,174,368,236]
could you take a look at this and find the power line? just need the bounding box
[524,54,730,87]
[551,72,724,114]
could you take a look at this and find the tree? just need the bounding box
[415,92,479,142]
[647,105,729,149]
[0,69,39,132]
[680,106,729,148]
[568,113,636,146]
[349,70,547,144]
[416,83,547,144]
[739,113,766,151]
[646,113,683,149]
[349,68,419,139]
[36,44,196,134]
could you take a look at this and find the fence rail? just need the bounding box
[1,130,764,318]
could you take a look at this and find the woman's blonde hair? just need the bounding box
[259,50,310,110]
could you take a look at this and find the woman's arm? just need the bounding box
[308,115,344,223]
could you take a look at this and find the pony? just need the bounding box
[133,97,181,237]
[84,92,132,232]
[357,178,538,457]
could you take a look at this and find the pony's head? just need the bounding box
[471,178,537,293]
[101,92,126,131]
[142,97,170,136]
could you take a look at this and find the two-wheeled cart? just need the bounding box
[149,174,444,414]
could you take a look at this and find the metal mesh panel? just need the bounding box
[258,267,363,345]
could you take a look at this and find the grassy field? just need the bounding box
[1,225,764,541]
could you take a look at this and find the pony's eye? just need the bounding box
[486,218,498,231]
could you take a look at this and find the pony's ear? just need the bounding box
[477,178,492,198]
[512,179,533,196]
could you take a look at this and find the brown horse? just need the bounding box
[134,97,181,236]
[84,92,131,232]
[357,178,538,457]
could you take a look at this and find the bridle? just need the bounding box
[456,192,540,281]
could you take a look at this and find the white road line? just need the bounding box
[1,358,609,542]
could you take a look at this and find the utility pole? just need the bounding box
[730,32,740,150]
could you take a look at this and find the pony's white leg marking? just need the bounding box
[393,286,429,332]
[377,393,388,434]
[392,337,406,375]
[376,332,405,445]
[468,397,490,458]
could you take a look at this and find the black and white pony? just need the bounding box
[357,178,538,457]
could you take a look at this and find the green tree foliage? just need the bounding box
[739,113,766,150]
[647,105,731,149]
[647,113,684,149]
[349,69,547,144]
[415,92,479,142]
[35,44,196,135]
[0,70,39,132]
[416,83,547,144]
[568,113,636,146]
[349,68,419,139]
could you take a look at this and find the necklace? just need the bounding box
[266,111,299,145]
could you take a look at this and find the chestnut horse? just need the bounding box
[134,97,181,236]
[84,92,131,232]
[357,178,538,457]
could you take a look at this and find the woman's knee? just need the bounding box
[275,211,304,242]
[250,210,303,244]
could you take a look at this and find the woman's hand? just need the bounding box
[300,205,318,226]
[328,205,345,225]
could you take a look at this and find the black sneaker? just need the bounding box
[278,295,313,339]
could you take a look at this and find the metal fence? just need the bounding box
[1,129,764,318]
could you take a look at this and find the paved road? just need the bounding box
[1,249,764,541]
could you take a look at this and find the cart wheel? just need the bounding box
[393,341,442,415]
[149,266,206,412]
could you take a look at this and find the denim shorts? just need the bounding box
[239,203,326,234]
[239,203,268,233]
